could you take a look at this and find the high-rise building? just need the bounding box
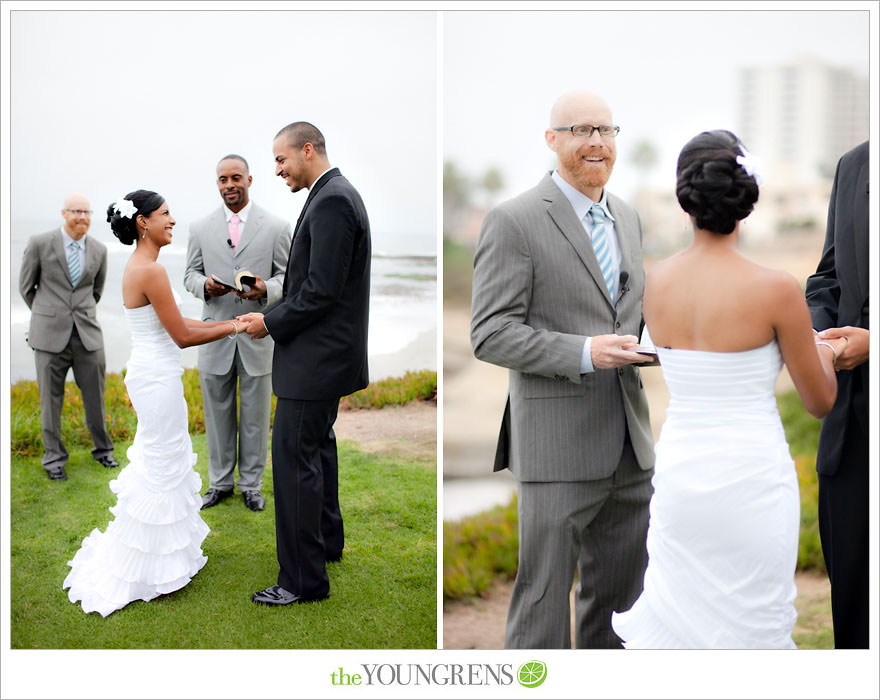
[738,55,869,184]
[636,56,867,251]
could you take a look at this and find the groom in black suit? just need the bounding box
[239,122,371,605]
[805,140,869,648]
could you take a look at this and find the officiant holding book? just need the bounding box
[184,154,291,511]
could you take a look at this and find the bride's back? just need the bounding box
[644,128,837,420]
[645,242,790,353]
[645,129,779,353]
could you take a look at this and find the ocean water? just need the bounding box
[9,221,436,383]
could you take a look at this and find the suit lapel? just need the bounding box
[82,235,100,287]
[852,157,869,303]
[292,167,341,239]
[211,208,231,252]
[53,228,74,287]
[541,176,614,308]
[607,194,634,293]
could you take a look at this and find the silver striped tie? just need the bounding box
[68,241,81,286]
[588,204,615,298]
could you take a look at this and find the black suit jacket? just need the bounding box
[264,168,371,400]
[805,141,869,476]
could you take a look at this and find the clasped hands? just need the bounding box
[234,312,268,339]
[814,326,868,371]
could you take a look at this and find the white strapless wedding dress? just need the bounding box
[63,292,209,617]
[612,338,799,648]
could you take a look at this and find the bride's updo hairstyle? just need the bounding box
[675,130,760,235]
[106,190,165,245]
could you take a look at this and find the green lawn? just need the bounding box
[11,433,436,649]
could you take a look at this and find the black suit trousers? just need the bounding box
[818,397,869,649]
[272,397,344,597]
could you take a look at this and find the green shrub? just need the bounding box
[10,372,138,458]
[10,369,437,458]
[796,454,825,572]
[777,390,822,457]
[442,236,474,304]
[341,370,437,410]
[443,495,518,600]
[777,391,825,573]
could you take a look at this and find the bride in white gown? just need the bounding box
[612,131,842,648]
[63,190,245,617]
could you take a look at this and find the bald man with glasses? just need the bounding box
[19,193,117,481]
[471,90,654,648]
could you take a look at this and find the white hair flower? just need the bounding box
[114,198,137,219]
[735,145,764,186]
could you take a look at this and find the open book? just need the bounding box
[210,271,257,292]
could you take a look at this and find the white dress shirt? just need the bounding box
[309,167,334,189]
[550,170,623,374]
[224,199,252,234]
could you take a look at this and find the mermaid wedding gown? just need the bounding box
[63,291,209,617]
[612,336,799,648]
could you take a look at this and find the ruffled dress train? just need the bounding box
[62,296,209,617]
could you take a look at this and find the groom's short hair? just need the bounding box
[217,154,250,173]
[276,122,327,156]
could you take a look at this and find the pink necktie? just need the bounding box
[228,214,241,250]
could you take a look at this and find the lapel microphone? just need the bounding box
[227,238,233,248]
[618,270,630,303]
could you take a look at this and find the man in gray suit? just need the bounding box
[184,154,291,512]
[19,193,118,481]
[471,90,655,648]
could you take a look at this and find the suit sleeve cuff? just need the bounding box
[261,314,274,338]
[579,336,595,374]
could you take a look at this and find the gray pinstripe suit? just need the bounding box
[19,228,114,471]
[471,173,654,648]
[184,203,291,494]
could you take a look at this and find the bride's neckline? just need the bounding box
[123,302,153,311]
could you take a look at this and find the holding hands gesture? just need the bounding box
[816,326,868,371]
[236,312,268,339]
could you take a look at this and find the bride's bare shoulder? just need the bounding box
[747,258,801,293]
[125,257,166,280]
[645,251,688,289]
[123,258,170,298]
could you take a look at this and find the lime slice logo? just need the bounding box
[517,660,547,688]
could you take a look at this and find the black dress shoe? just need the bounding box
[325,551,343,563]
[243,490,265,511]
[201,488,233,509]
[251,585,328,606]
[96,455,119,468]
[46,466,68,481]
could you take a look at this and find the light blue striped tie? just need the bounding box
[68,240,81,287]
[588,204,615,298]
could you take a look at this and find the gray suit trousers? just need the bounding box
[201,347,271,493]
[505,441,653,649]
[34,327,114,470]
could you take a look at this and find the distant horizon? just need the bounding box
[8,216,437,257]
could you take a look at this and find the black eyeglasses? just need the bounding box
[552,124,620,138]
[64,209,93,216]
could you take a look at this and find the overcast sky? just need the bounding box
[7,9,437,251]
[444,8,871,203]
